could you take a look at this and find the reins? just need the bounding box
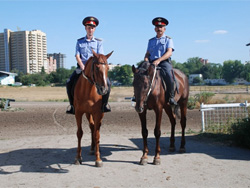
[143,65,157,106]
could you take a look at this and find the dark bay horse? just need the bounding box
[74,50,113,167]
[132,61,189,165]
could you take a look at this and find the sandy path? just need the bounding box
[0,102,250,187]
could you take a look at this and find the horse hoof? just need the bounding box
[153,157,161,165]
[179,148,186,153]
[95,160,103,167]
[89,150,95,155]
[74,158,82,165]
[169,147,176,152]
[139,158,148,165]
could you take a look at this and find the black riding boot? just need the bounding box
[169,82,177,106]
[65,70,80,115]
[102,91,111,113]
[66,81,75,115]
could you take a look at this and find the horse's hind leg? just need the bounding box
[179,101,187,153]
[165,106,176,152]
[139,111,149,165]
[75,113,83,165]
[86,113,95,155]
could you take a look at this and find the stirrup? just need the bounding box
[131,96,136,102]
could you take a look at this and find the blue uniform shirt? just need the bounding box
[147,34,174,61]
[75,36,104,65]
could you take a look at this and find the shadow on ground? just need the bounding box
[1,135,250,175]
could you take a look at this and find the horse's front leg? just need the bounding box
[138,110,148,165]
[75,112,84,165]
[86,113,95,155]
[93,113,104,167]
[153,107,163,165]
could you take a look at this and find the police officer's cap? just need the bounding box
[152,17,169,27]
[82,16,99,27]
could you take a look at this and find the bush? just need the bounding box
[195,92,215,104]
[0,98,6,108]
[187,96,196,109]
[231,118,250,149]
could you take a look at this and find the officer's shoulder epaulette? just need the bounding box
[94,37,102,41]
[77,37,85,41]
[166,35,172,39]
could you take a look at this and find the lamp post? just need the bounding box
[246,43,250,94]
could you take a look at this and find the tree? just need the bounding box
[222,60,244,83]
[185,57,203,74]
[200,63,222,79]
[240,63,250,82]
[193,76,203,84]
[108,64,133,86]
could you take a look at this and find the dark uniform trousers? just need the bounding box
[152,59,175,100]
[66,69,111,108]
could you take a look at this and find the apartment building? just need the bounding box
[0,29,47,74]
[47,53,66,69]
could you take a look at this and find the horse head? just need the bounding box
[132,61,156,113]
[90,50,113,95]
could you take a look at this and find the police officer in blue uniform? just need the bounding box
[66,16,111,114]
[144,17,177,105]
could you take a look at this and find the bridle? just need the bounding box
[135,64,157,106]
[82,57,108,94]
[144,65,157,106]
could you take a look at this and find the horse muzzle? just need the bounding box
[135,104,144,113]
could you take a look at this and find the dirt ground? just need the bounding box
[1,101,250,187]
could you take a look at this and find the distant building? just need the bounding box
[189,74,203,84]
[47,53,66,69]
[204,79,228,85]
[0,29,47,74]
[45,56,57,74]
[234,78,249,85]
[0,71,17,85]
[199,58,209,65]
[108,63,121,71]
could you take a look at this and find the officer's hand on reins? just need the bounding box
[153,59,161,66]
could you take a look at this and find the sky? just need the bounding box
[1,0,250,69]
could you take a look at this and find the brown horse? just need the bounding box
[74,50,113,167]
[132,61,189,165]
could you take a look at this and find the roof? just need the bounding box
[0,71,18,76]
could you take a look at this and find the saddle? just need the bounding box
[159,68,179,94]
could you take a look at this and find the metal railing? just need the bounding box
[200,101,249,132]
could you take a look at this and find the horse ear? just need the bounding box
[132,65,139,74]
[92,50,98,58]
[105,51,114,59]
[132,65,136,73]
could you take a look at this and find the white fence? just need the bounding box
[200,101,249,132]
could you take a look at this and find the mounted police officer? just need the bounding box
[66,16,111,114]
[144,17,177,105]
